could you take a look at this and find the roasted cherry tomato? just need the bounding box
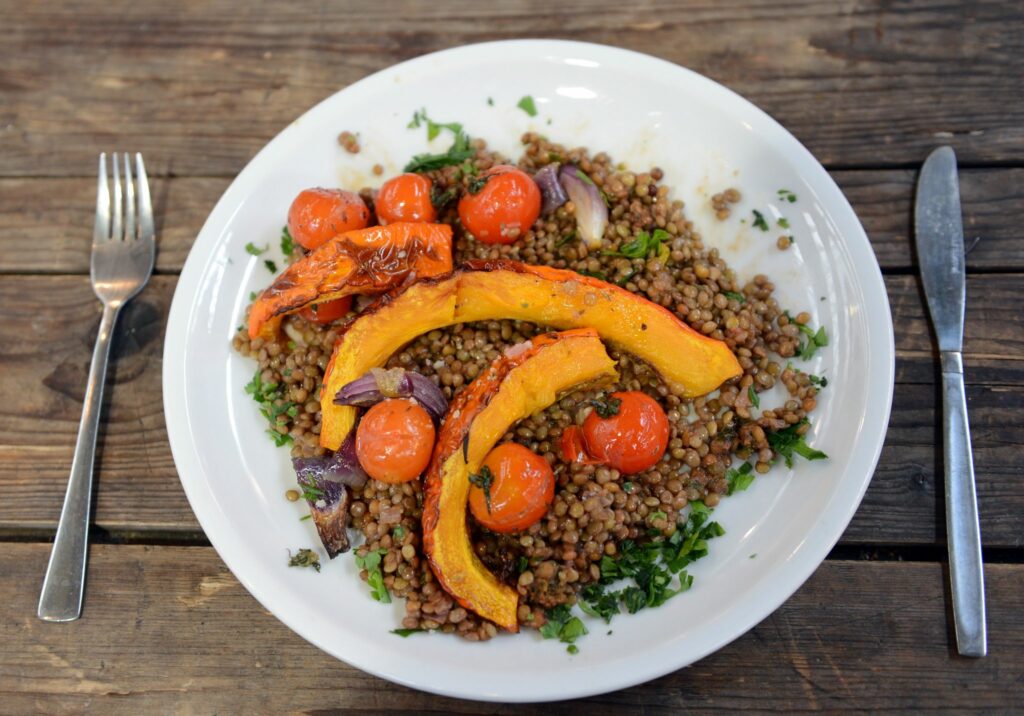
[299,296,352,324]
[559,425,600,465]
[375,173,437,224]
[287,188,370,250]
[469,442,554,533]
[457,165,541,245]
[355,398,435,483]
[582,391,669,475]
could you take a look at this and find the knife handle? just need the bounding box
[940,350,987,657]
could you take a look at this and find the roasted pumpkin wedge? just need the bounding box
[247,222,453,339]
[319,260,741,450]
[422,328,618,631]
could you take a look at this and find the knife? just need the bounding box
[915,146,987,657]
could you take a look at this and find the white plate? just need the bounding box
[164,40,894,702]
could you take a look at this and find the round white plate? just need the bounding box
[164,40,894,702]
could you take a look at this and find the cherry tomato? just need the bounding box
[469,442,555,533]
[299,295,352,324]
[287,188,370,250]
[355,398,435,483]
[457,165,541,244]
[582,391,669,475]
[559,425,600,465]
[375,173,437,225]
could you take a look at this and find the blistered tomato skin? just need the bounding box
[355,398,435,483]
[287,188,371,250]
[457,165,541,245]
[468,442,555,533]
[375,173,437,224]
[582,391,670,475]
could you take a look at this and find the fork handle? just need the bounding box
[941,350,987,656]
[38,303,120,621]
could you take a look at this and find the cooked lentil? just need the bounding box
[233,133,822,642]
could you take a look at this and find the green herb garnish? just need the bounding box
[808,374,829,388]
[280,226,295,256]
[767,419,828,468]
[540,605,589,647]
[244,369,297,446]
[722,290,745,303]
[264,259,277,273]
[785,312,829,360]
[468,465,495,513]
[589,395,622,418]
[392,525,406,540]
[517,95,538,117]
[748,385,760,409]
[404,110,476,173]
[567,644,579,655]
[517,556,529,574]
[622,481,634,493]
[354,548,391,603]
[726,462,755,495]
[575,268,608,282]
[778,188,798,203]
[391,628,426,637]
[467,173,492,195]
[486,97,494,106]
[300,484,325,502]
[603,228,670,260]
[287,548,321,572]
[777,217,790,229]
[430,185,458,209]
[245,242,267,256]
[751,210,769,231]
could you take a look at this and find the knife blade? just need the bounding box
[914,146,987,657]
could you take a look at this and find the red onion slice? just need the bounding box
[334,367,448,420]
[534,163,567,214]
[559,164,608,249]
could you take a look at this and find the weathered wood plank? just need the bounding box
[0,545,1020,713]
[1,0,1021,178]
[0,169,1021,275]
[0,274,1021,545]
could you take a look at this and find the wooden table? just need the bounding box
[2,1,1021,712]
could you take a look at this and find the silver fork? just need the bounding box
[38,153,155,622]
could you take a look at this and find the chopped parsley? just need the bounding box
[517,95,538,117]
[287,548,321,572]
[404,110,476,173]
[777,217,790,229]
[603,228,671,261]
[751,210,770,232]
[785,312,829,360]
[747,385,760,409]
[517,556,529,574]
[578,502,724,624]
[808,373,829,388]
[567,644,579,655]
[354,548,391,603]
[249,291,258,301]
[778,188,798,203]
[575,268,608,282]
[245,242,267,256]
[391,628,426,637]
[430,184,458,209]
[540,605,588,649]
[589,394,622,418]
[244,369,296,447]
[767,419,828,468]
[722,290,745,303]
[466,173,492,195]
[468,465,495,513]
[392,525,406,540]
[622,481,635,493]
[486,96,494,106]
[264,259,278,273]
[280,226,295,256]
[555,231,577,248]
[726,462,755,495]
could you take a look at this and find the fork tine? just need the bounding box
[110,153,123,241]
[123,154,136,241]
[93,153,110,242]
[134,154,155,241]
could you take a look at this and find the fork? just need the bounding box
[37,153,155,622]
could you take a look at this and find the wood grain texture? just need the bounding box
[1,169,1021,275]
[0,274,1020,545]
[1,0,1021,178]
[1,544,1021,713]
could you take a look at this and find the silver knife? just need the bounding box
[915,146,987,657]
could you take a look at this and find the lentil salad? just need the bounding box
[232,121,828,645]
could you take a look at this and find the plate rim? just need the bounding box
[163,38,895,702]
